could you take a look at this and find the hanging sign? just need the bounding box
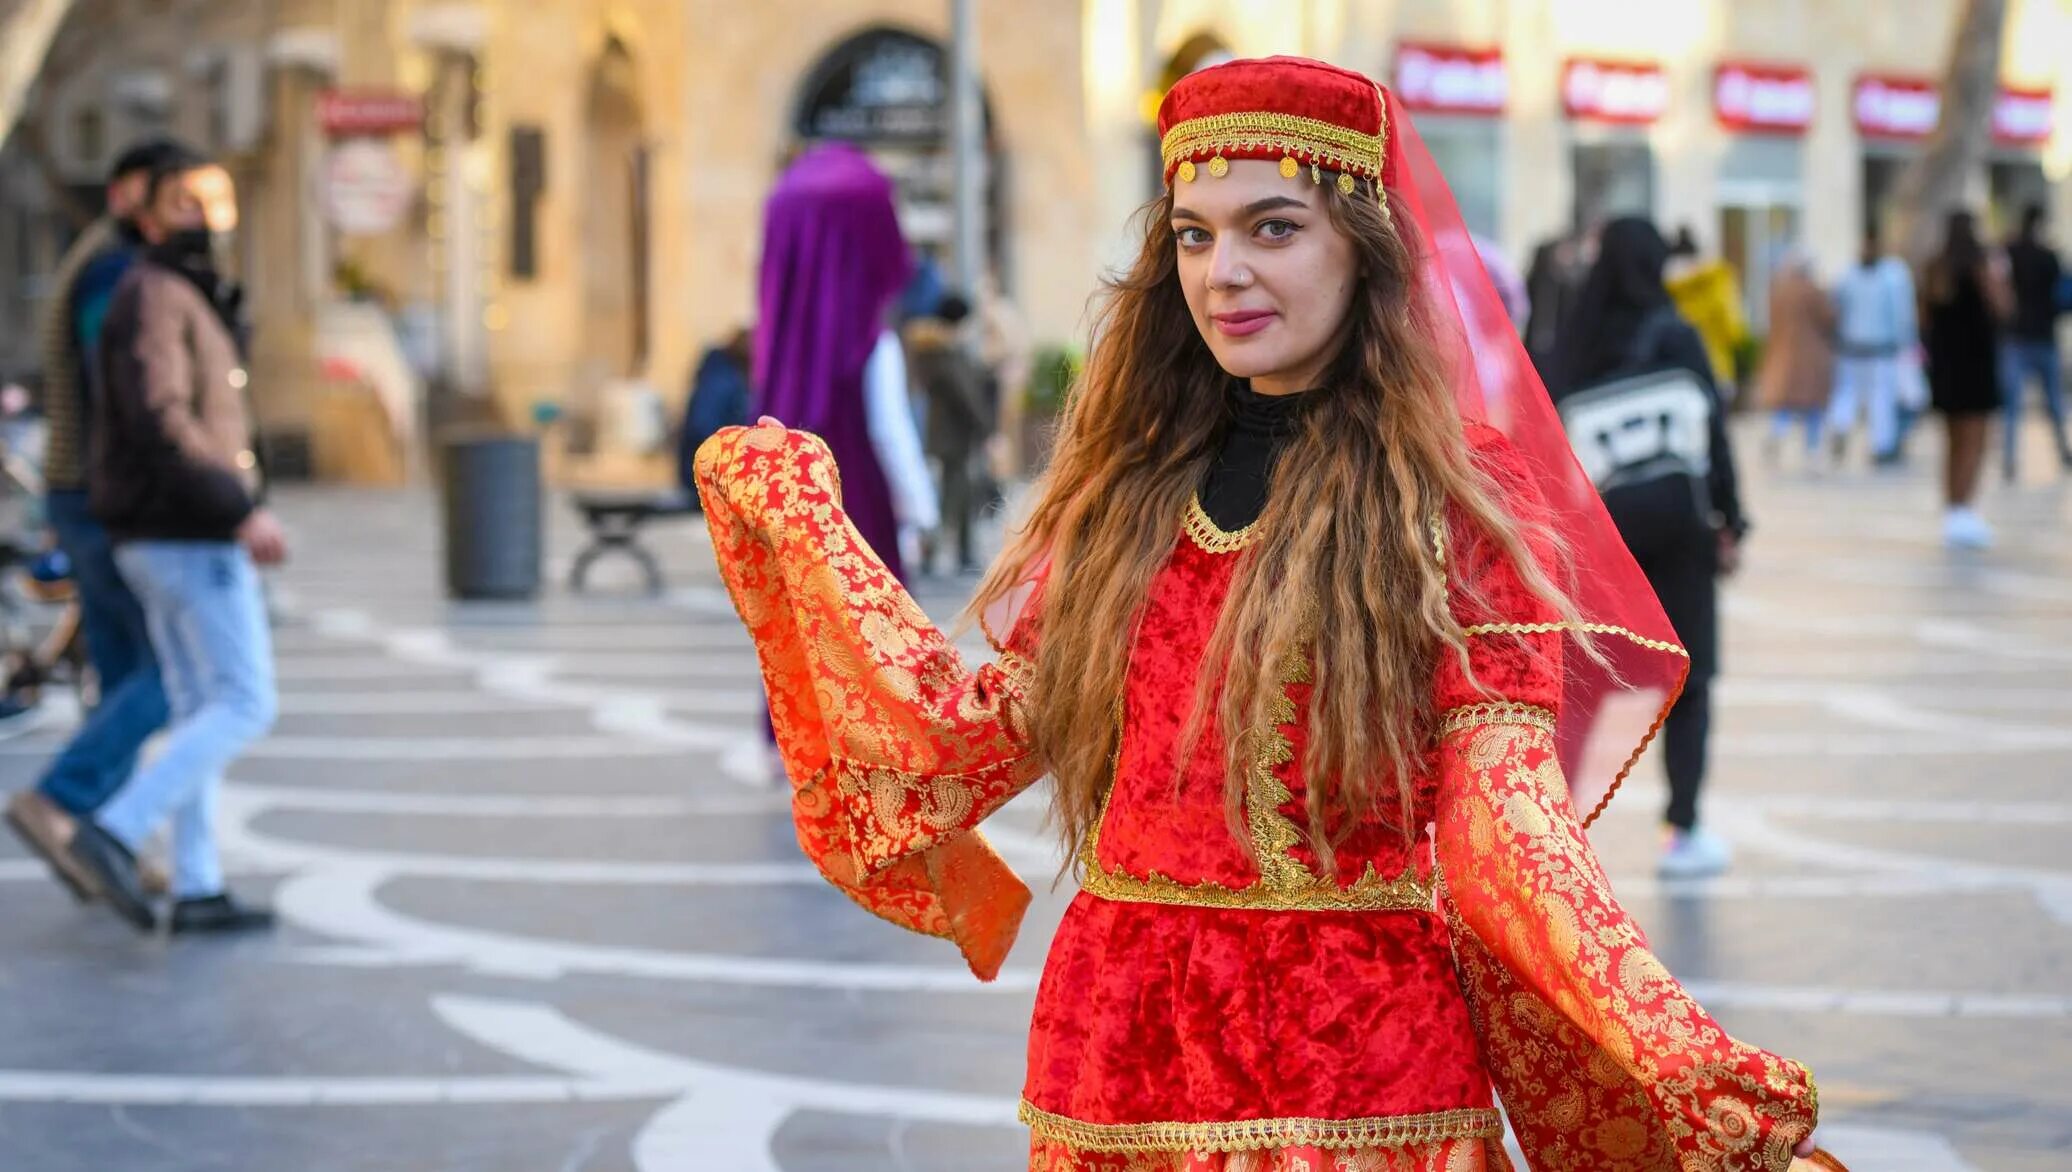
[1563,58,1669,124]
[1393,43,1506,116]
[1854,75,2055,146]
[1715,63,1815,134]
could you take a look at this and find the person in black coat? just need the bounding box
[1551,217,1748,879]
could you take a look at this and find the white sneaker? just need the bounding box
[1657,826,1734,879]
[1942,507,1995,550]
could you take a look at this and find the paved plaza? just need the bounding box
[3,425,2070,1171]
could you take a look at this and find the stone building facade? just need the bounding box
[3,0,2066,478]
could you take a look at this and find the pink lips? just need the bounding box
[1211,309,1277,337]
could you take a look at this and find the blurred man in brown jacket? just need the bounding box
[67,148,283,936]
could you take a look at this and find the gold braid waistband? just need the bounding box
[1020,1100,1503,1153]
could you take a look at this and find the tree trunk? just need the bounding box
[0,0,76,152]
[1886,0,2008,265]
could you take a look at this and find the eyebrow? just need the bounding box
[1170,195,1311,223]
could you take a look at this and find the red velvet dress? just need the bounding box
[695,424,1820,1172]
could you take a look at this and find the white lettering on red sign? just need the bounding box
[1715,64,1814,133]
[1994,88,2054,145]
[1563,59,1669,124]
[1853,77,1940,138]
[316,90,424,137]
[1393,43,1506,116]
[1853,76,2055,145]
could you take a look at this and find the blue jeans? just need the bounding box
[1769,408,1823,453]
[35,491,169,816]
[2001,339,2069,470]
[96,543,276,899]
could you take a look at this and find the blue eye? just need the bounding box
[1173,226,1210,248]
[1258,219,1299,241]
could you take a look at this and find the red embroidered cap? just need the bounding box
[1157,56,1392,194]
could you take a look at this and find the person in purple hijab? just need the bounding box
[753,143,916,580]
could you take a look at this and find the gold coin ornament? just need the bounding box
[1207,155,1230,178]
[1177,159,1197,183]
[1337,172,1357,195]
[1279,156,1299,179]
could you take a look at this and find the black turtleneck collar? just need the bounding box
[1198,382,1312,532]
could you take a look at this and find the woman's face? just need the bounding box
[1170,159,1360,397]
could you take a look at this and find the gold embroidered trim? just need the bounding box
[1161,110,1386,182]
[1019,1100,1503,1153]
[1438,702,1556,738]
[1462,619,1690,659]
[1183,493,1262,553]
[1245,636,1313,893]
[1081,852,1433,912]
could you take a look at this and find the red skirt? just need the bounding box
[1022,892,1499,1168]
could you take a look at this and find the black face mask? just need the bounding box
[155,227,219,271]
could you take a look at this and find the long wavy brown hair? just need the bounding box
[972,180,1579,871]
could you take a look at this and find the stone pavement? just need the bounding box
[2,426,2069,1171]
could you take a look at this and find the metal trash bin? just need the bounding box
[440,429,542,600]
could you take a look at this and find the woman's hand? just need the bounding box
[1794,1131,1819,1160]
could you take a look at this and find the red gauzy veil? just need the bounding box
[1381,88,1688,823]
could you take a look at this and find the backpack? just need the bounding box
[1556,309,1714,515]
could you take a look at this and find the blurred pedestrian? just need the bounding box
[2000,203,2070,477]
[1523,229,1587,377]
[903,293,993,575]
[751,143,935,581]
[1755,247,1837,466]
[1665,224,1750,400]
[67,148,282,935]
[4,139,184,904]
[1829,228,1923,466]
[1472,231,1530,329]
[677,326,752,498]
[1922,211,2013,549]
[1552,217,1749,879]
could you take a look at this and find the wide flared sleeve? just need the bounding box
[694,424,1040,980]
[1431,430,1819,1171]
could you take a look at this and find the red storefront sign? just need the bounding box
[1854,75,2056,146]
[1562,58,1669,124]
[1392,42,1506,116]
[316,89,424,137]
[1995,86,2054,146]
[1714,62,1815,133]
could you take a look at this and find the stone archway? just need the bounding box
[577,36,648,393]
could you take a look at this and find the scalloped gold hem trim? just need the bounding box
[1019,1100,1503,1153]
[1462,619,1689,658]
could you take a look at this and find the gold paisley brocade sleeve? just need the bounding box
[694,425,1040,981]
[1433,722,1819,1171]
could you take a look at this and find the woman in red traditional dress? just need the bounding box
[696,57,1838,1172]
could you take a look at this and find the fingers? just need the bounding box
[1794,1134,1817,1158]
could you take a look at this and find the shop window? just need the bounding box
[1571,140,1654,229]
[1421,119,1502,241]
[1988,160,2048,241]
[1861,155,1908,244]
[71,106,105,172]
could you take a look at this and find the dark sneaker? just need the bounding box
[5,790,99,903]
[169,893,276,936]
[67,821,156,932]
